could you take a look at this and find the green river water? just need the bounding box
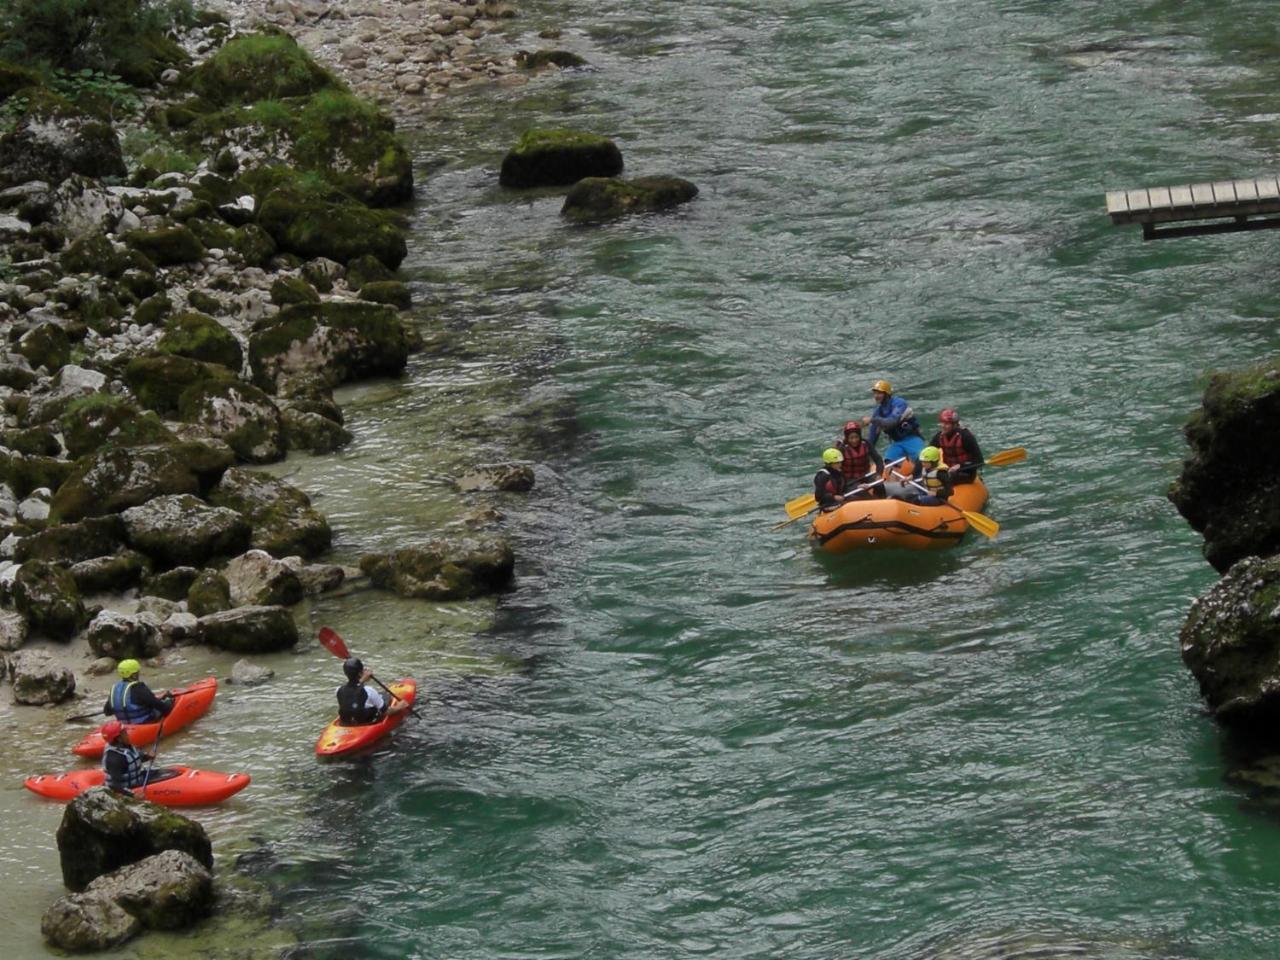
[6,0,1280,956]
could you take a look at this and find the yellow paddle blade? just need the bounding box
[785,494,817,518]
[961,509,999,539]
[985,447,1026,467]
[772,509,816,530]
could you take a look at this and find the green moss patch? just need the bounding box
[189,31,340,105]
[156,312,243,370]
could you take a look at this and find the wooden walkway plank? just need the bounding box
[1105,174,1280,238]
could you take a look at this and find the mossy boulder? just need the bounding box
[0,89,126,186]
[177,380,285,464]
[358,280,412,310]
[14,515,126,563]
[562,175,698,223]
[61,396,176,457]
[248,300,409,395]
[50,440,234,523]
[258,186,406,268]
[85,610,162,660]
[198,605,298,653]
[61,234,132,278]
[344,253,393,290]
[0,60,43,101]
[14,559,88,640]
[0,451,74,498]
[2,425,60,457]
[359,537,515,601]
[269,276,320,306]
[208,467,331,558]
[1169,357,1280,573]
[1181,555,1280,731]
[230,224,276,267]
[189,31,340,105]
[156,312,243,370]
[186,569,232,617]
[499,128,623,189]
[133,294,172,327]
[56,788,212,893]
[17,322,71,372]
[142,566,200,601]
[71,551,147,594]
[123,355,237,416]
[121,494,251,568]
[124,225,205,266]
[515,49,589,70]
[289,89,413,206]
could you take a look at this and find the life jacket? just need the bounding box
[918,462,949,493]
[937,428,970,468]
[110,680,153,724]
[881,399,922,441]
[838,439,873,482]
[337,681,380,725]
[103,744,146,789]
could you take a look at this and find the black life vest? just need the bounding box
[337,681,379,725]
[103,744,146,789]
[838,439,873,482]
[938,429,970,468]
[110,680,153,724]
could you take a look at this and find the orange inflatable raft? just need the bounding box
[808,476,989,553]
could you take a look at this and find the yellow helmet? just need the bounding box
[871,379,892,394]
[822,448,843,464]
[117,658,141,679]
[919,446,942,464]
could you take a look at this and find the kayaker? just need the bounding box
[904,446,954,505]
[103,659,173,724]
[929,408,984,484]
[813,448,847,511]
[101,720,155,793]
[337,657,407,725]
[835,421,885,498]
[862,379,925,464]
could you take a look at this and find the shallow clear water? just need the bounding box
[7,0,1280,956]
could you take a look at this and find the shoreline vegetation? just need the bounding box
[0,0,563,951]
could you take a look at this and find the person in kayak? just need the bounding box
[814,448,847,512]
[834,421,885,499]
[929,408,984,484]
[904,445,954,505]
[101,720,155,792]
[104,659,173,724]
[862,379,925,464]
[337,657,408,725]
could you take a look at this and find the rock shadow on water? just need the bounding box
[896,924,1191,960]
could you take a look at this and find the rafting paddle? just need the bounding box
[772,477,886,530]
[317,627,416,716]
[141,714,165,791]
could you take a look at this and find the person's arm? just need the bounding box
[132,682,173,717]
[869,445,885,474]
[965,430,984,466]
[938,469,954,500]
[364,685,386,712]
[103,695,114,717]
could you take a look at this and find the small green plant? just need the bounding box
[0,94,30,134]
[121,125,197,175]
[48,67,140,120]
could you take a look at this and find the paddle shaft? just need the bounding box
[896,474,998,538]
[773,477,885,529]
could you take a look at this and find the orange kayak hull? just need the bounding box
[809,477,989,553]
[315,679,416,757]
[72,677,219,758]
[24,766,250,806]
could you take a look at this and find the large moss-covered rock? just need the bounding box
[562,175,698,223]
[71,551,147,594]
[230,223,276,267]
[186,568,231,617]
[258,186,406,268]
[0,60,42,101]
[50,440,234,523]
[358,279,412,309]
[56,787,212,892]
[178,380,285,463]
[289,89,412,206]
[499,128,623,189]
[13,560,87,639]
[0,451,74,498]
[248,300,409,395]
[124,225,205,266]
[189,31,339,105]
[121,494,251,568]
[85,610,162,660]
[359,537,515,600]
[41,888,139,952]
[1181,555,1280,729]
[207,467,331,558]
[14,514,126,563]
[198,605,298,653]
[1170,357,1280,573]
[0,89,126,187]
[61,233,132,278]
[156,312,243,370]
[269,275,320,306]
[17,322,71,372]
[123,354,237,416]
[60,394,176,458]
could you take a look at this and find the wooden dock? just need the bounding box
[1105,176,1280,240]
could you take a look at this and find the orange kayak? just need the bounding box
[315,679,416,757]
[24,766,250,806]
[809,476,989,553]
[72,677,218,758]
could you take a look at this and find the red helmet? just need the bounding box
[843,420,862,435]
[939,408,959,424]
[101,720,124,741]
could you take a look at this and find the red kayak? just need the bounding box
[24,766,250,806]
[315,679,416,757]
[72,677,218,758]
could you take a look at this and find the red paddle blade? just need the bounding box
[317,627,350,660]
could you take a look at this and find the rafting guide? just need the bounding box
[862,379,925,464]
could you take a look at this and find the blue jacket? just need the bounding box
[866,396,922,446]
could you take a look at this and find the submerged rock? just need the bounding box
[1181,555,1280,727]
[360,537,514,600]
[562,175,698,223]
[1169,357,1280,573]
